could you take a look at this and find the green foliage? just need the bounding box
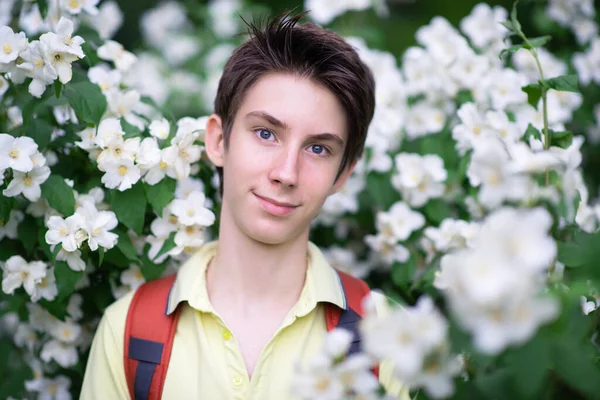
[63,81,107,126]
[40,175,76,216]
[109,183,147,235]
[144,179,177,215]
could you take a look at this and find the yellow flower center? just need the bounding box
[40,278,48,287]
[159,161,167,170]
[315,377,331,393]
[187,209,195,217]
[100,83,109,91]
[118,166,127,176]
[185,226,196,234]
[69,0,79,8]
[60,227,69,236]
[63,36,74,46]
[168,216,178,224]
[63,328,72,338]
[23,176,33,186]
[135,270,143,280]
[472,126,481,135]
[9,149,18,159]
[34,59,43,68]
[21,271,29,280]
[3,44,12,54]
[49,383,58,395]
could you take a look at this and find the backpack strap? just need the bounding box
[124,274,181,400]
[325,269,379,379]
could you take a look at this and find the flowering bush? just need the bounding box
[1,0,600,398]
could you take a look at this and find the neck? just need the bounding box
[206,202,310,310]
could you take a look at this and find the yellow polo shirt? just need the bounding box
[80,241,409,399]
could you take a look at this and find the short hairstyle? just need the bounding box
[213,11,376,197]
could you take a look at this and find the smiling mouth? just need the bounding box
[253,193,299,216]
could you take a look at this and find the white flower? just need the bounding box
[364,234,410,265]
[88,63,121,92]
[452,103,496,155]
[61,0,99,15]
[45,215,84,252]
[323,327,353,360]
[175,116,207,141]
[17,39,58,98]
[392,153,447,207]
[305,0,372,24]
[35,267,58,302]
[97,136,140,168]
[170,191,215,227]
[505,142,563,174]
[404,102,446,139]
[416,17,472,66]
[88,1,123,39]
[0,134,39,172]
[47,17,85,59]
[39,33,79,84]
[322,246,371,279]
[120,264,145,291]
[25,375,72,400]
[162,133,202,179]
[173,224,206,254]
[41,339,79,368]
[0,26,28,64]
[100,158,141,191]
[474,68,528,110]
[14,323,38,352]
[0,209,24,240]
[97,40,137,72]
[149,118,171,140]
[75,127,97,150]
[1,256,47,299]
[136,137,161,171]
[291,353,343,399]
[424,219,479,252]
[95,117,125,148]
[460,3,508,49]
[106,89,145,129]
[3,165,51,201]
[55,246,86,272]
[67,293,84,320]
[381,201,425,241]
[0,75,9,98]
[75,202,118,251]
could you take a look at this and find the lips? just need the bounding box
[253,193,299,216]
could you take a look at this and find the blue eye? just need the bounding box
[311,144,325,155]
[256,128,274,140]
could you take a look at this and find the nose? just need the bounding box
[269,146,300,188]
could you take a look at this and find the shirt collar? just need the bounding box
[165,240,346,316]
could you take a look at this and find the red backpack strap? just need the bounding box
[325,269,379,378]
[124,274,181,400]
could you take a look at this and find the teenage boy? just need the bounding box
[81,12,409,400]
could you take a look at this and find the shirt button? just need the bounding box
[233,376,243,386]
[222,329,232,340]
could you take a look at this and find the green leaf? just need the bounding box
[552,341,600,399]
[367,172,401,210]
[541,74,579,93]
[122,119,143,139]
[510,0,522,32]
[391,254,417,288]
[500,20,516,33]
[63,81,107,126]
[522,83,542,108]
[475,369,514,400]
[22,89,52,126]
[52,243,62,264]
[116,230,139,262]
[0,195,15,225]
[40,174,76,216]
[0,240,18,261]
[110,183,147,235]
[140,243,170,281]
[154,231,176,261]
[422,199,452,225]
[506,334,552,398]
[523,123,541,141]
[54,261,82,302]
[558,241,586,267]
[26,118,53,150]
[81,42,100,67]
[54,80,62,99]
[17,216,37,256]
[144,179,176,215]
[98,247,104,267]
[36,0,48,19]
[549,129,573,148]
[525,35,552,49]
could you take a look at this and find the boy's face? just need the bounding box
[206,72,356,245]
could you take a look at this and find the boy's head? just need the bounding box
[205,12,376,245]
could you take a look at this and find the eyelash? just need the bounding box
[253,128,331,156]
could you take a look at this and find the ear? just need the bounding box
[204,114,226,168]
[328,159,358,196]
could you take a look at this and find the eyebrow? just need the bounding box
[245,111,345,148]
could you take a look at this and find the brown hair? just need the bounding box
[213,11,376,197]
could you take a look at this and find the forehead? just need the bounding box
[235,72,348,139]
